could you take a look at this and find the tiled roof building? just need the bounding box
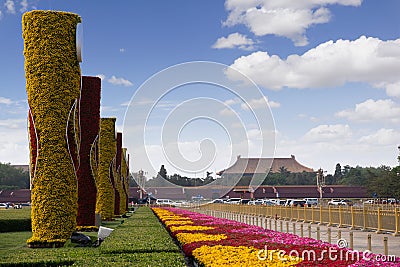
[217,155,313,175]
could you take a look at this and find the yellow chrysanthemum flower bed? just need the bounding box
[176,233,227,246]
[192,245,303,267]
[164,220,194,227]
[162,216,192,221]
[169,225,215,233]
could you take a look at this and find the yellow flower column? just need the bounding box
[121,147,129,212]
[96,118,117,220]
[22,10,81,247]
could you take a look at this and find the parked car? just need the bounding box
[289,199,307,207]
[247,199,263,205]
[155,199,175,206]
[262,199,276,206]
[363,199,375,205]
[240,199,251,205]
[225,198,241,204]
[305,198,318,207]
[275,200,286,206]
[284,199,295,206]
[328,199,353,206]
[210,199,224,204]
[0,203,7,209]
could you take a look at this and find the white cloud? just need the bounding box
[336,99,400,123]
[219,107,236,116]
[304,124,352,142]
[212,32,255,50]
[4,0,15,14]
[119,48,125,53]
[384,82,400,98]
[241,96,280,110]
[359,128,400,146]
[227,36,400,94]
[0,97,12,105]
[0,118,29,164]
[19,0,28,12]
[224,97,241,106]
[223,0,361,46]
[108,75,133,87]
[95,74,133,87]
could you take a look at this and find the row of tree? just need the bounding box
[0,163,29,190]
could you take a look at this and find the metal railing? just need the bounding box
[195,204,400,235]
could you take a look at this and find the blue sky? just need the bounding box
[1,0,400,179]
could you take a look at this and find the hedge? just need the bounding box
[22,10,81,247]
[0,209,31,232]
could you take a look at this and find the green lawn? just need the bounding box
[0,207,187,267]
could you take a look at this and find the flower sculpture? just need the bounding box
[76,76,101,228]
[115,133,126,215]
[23,10,81,248]
[96,118,117,221]
[121,148,129,211]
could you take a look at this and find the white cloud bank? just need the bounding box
[223,0,362,46]
[336,99,400,123]
[0,97,13,105]
[4,0,15,14]
[304,124,352,142]
[227,36,400,96]
[96,74,133,87]
[212,32,255,50]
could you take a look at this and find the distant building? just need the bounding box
[215,155,314,192]
[217,155,313,176]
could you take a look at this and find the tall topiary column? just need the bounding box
[76,76,101,229]
[22,10,81,247]
[121,148,129,212]
[96,118,116,221]
[116,133,126,215]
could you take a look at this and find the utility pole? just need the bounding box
[317,168,325,204]
[137,169,146,199]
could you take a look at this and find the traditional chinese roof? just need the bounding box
[217,155,313,175]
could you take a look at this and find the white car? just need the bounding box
[363,199,375,205]
[225,198,241,204]
[0,203,7,209]
[328,199,353,206]
[155,199,175,206]
[210,199,224,204]
[305,198,318,206]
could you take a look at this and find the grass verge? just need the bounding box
[0,207,186,267]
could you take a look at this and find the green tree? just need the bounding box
[333,163,343,184]
[158,165,167,179]
[0,163,30,189]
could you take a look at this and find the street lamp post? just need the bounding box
[316,168,325,204]
[137,169,147,199]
